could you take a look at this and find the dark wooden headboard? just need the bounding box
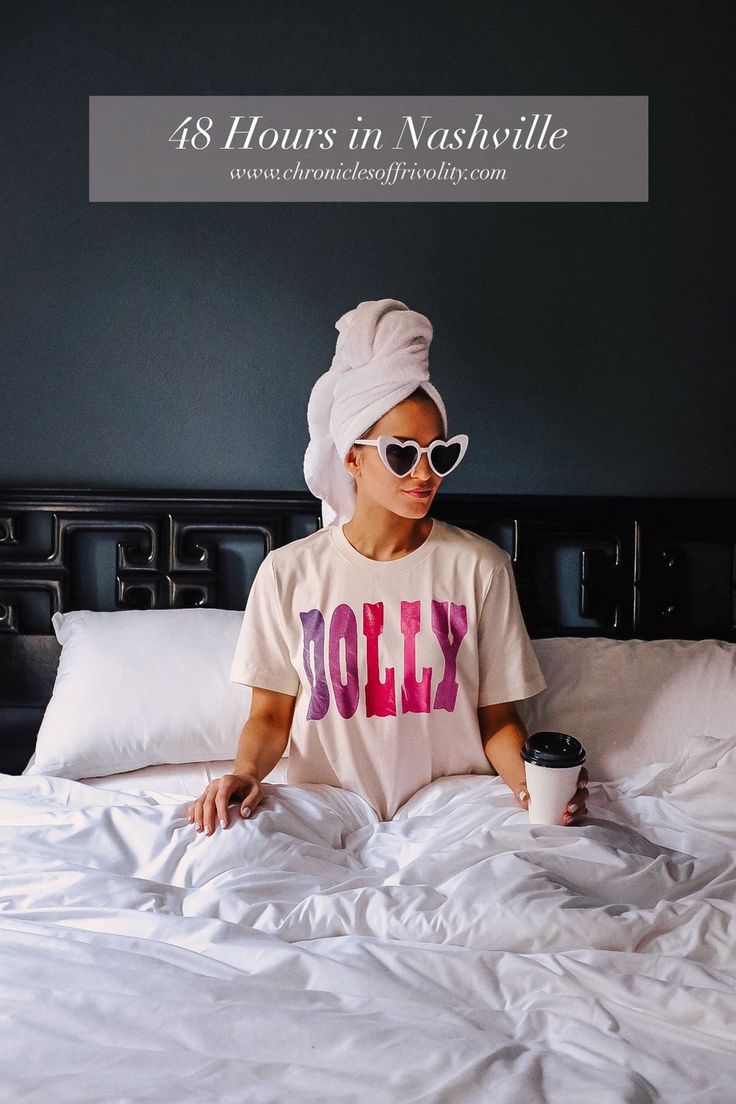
[2,487,735,774]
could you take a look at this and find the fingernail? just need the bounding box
[195,822,202,831]
[518,790,527,802]
[242,807,251,818]
[568,803,579,813]
[220,818,227,830]
[204,825,211,835]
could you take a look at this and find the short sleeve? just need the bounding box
[229,553,300,696]
[476,556,548,707]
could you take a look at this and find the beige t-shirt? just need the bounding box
[229,517,547,820]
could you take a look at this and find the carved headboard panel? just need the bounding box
[1,487,735,773]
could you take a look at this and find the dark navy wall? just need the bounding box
[3,1,733,495]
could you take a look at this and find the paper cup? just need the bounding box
[524,761,583,825]
[521,731,586,826]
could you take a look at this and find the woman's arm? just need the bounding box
[234,686,297,779]
[188,687,297,835]
[478,701,529,797]
[478,701,588,825]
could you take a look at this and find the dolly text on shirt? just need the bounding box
[300,600,467,719]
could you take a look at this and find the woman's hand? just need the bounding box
[187,772,263,836]
[516,766,589,825]
[562,766,589,825]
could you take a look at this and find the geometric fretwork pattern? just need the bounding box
[2,487,735,774]
[1,489,735,640]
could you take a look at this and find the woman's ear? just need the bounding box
[344,446,359,483]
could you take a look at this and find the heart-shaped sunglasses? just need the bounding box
[352,434,469,478]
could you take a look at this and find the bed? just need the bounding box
[1,487,735,1102]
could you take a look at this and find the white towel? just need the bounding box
[304,299,448,527]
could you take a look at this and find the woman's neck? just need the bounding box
[341,512,434,562]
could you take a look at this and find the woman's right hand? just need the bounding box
[187,772,263,835]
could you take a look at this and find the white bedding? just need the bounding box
[1,736,735,1102]
[78,756,288,796]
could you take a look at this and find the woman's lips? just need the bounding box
[404,488,433,498]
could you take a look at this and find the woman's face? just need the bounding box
[345,396,446,518]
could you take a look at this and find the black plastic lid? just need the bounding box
[520,731,586,768]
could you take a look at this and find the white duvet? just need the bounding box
[1,736,735,1103]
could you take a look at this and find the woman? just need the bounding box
[189,299,588,834]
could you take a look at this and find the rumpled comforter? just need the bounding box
[1,735,735,1103]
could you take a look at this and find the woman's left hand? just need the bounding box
[562,766,589,826]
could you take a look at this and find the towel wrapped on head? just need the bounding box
[304,298,448,527]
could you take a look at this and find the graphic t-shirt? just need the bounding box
[229,517,547,820]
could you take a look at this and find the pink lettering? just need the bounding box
[431,600,468,711]
[364,602,396,718]
[299,598,467,720]
[400,600,432,714]
[328,604,360,718]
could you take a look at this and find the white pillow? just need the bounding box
[27,609,259,779]
[79,757,289,797]
[516,637,736,783]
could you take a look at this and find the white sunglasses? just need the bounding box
[352,433,469,478]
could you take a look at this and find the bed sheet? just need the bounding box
[1,735,735,1102]
[78,756,288,796]
[20,750,286,794]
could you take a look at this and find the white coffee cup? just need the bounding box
[521,731,586,826]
